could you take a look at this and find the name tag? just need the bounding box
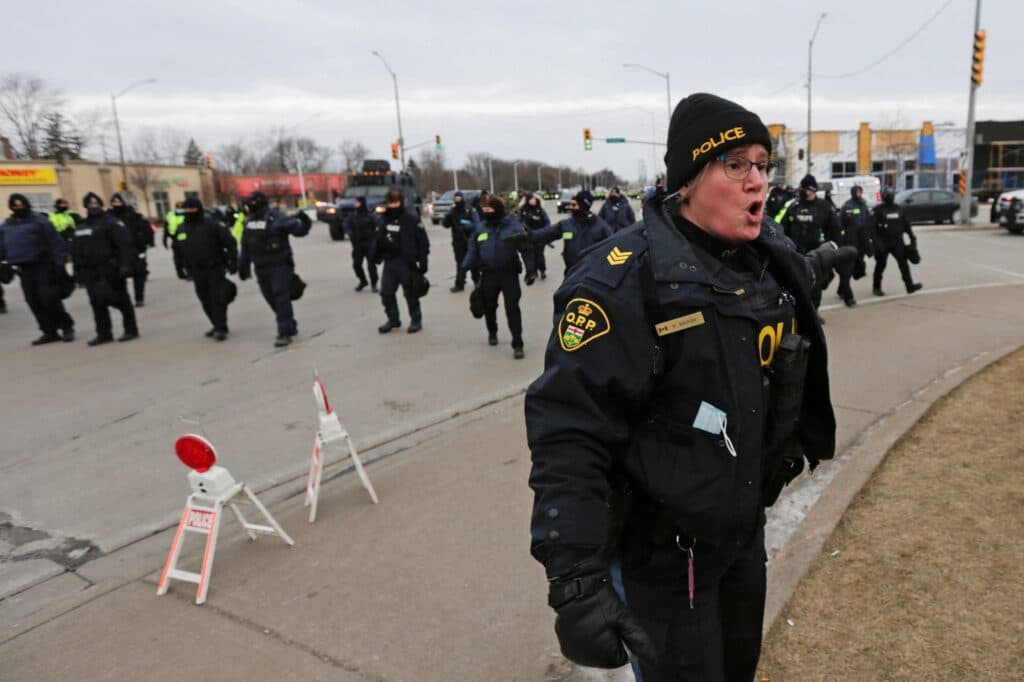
[654,311,705,337]
[246,220,267,230]
[386,224,401,233]
[75,228,93,237]
[477,232,489,242]
[796,214,813,222]
[887,213,899,220]
[562,231,574,240]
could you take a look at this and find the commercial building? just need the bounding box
[770,121,967,192]
[0,159,214,220]
[217,172,347,208]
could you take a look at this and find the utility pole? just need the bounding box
[807,13,827,176]
[513,161,520,194]
[371,51,405,171]
[960,0,983,225]
[452,169,458,191]
[537,165,543,192]
[488,158,494,194]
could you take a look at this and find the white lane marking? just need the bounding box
[820,281,1023,311]
[968,263,1024,280]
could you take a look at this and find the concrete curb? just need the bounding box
[762,341,1023,635]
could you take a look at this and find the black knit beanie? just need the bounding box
[664,93,772,193]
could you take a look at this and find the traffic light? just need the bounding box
[204,153,213,169]
[435,134,442,150]
[958,169,967,196]
[971,29,986,87]
[117,180,127,191]
[583,128,592,151]
[391,142,399,160]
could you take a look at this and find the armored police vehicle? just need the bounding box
[329,160,421,241]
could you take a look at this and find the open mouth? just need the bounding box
[747,200,763,220]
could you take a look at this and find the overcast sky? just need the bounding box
[6,0,1022,180]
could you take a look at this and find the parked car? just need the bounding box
[895,188,978,224]
[997,195,1024,234]
[556,190,574,213]
[430,189,482,225]
[992,188,1024,222]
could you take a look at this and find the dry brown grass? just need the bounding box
[758,347,1024,681]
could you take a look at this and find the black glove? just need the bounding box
[418,262,428,275]
[547,557,658,669]
[295,211,312,229]
[226,260,238,275]
[177,268,190,281]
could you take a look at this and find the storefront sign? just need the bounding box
[0,167,57,185]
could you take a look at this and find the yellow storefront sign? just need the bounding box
[0,167,57,185]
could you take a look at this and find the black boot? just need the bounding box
[118,330,139,342]
[872,286,885,296]
[31,333,62,346]
[488,333,498,346]
[407,320,422,334]
[87,335,114,346]
[274,335,291,347]
[355,281,367,292]
[906,282,923,294]
[378,320,401,334]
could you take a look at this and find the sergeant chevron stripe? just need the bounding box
[606,246,632,266]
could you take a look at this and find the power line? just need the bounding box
[814,0,955,79]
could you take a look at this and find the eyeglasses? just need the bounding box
[716,155,776,181]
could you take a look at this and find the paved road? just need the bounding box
[0,201,1022,591]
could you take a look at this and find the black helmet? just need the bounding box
[244,191,268,213]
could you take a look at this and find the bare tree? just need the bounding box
[415,149,449,195]
[215,140,259,175]
[127,135,162,217]
[0,73,64,158]
[339,139,370,172]
[157,127,188,165]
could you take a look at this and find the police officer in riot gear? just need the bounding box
[529,191,613,274]
[872,189,922,296]
[441,191,479,292]
[109,192,153,306]
[461,194,529,358]
[526,93,836,681]
[344,196,379,292]
[237,191,312,347]
[0,193,75,343]
[832,185,875,306]
[173,196,238,340]
[597,186,636,232]
[373,189,429,334]
[775,174,839,309]
[519,192,551,283]
[72,193,139,345]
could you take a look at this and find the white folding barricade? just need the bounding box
[304,375,379,523]
[157,434,294,605]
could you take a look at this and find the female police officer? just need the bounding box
[526,93,836,681]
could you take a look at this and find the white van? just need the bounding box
[831,175,883,207]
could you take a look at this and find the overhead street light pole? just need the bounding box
[513,161,521,194]
[110,77,157,188]
[622,63,672,130]
[371,50,405,171]
[960,0,982,225]
[807,13,827,176]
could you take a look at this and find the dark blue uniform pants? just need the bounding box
[20,262,73,335]
[352,241,378,287]
[480,270,522,348]
[255,264,297,337]
[451,239,478,288]
[874,241,914,291]
[84,273,137,337]
[192,267,229,333]
[131,253,148,303]
[613,526,766,682]
[379,258,421,324]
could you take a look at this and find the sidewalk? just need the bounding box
[2,284,1024,681]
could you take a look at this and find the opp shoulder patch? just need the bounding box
[558,298,611,352]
